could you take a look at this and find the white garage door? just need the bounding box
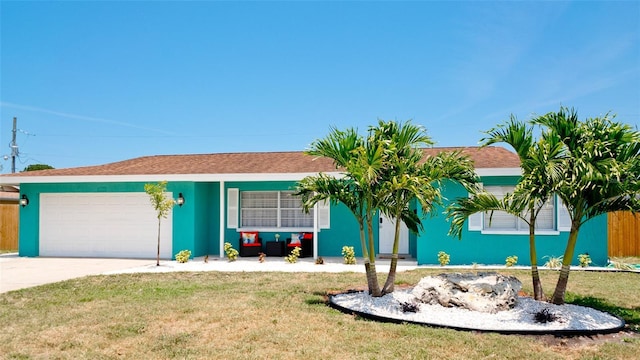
[39,193,173,258]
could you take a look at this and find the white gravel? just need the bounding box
[330,290,624,333]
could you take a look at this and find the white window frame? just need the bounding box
[234,190,328,232]
[476,185,560,235]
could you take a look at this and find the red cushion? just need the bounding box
[302,233,313,240]
[242,243,261,247]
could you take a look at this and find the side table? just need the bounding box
[265,241,285,256]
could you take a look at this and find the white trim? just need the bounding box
[480,230,560,236]
[467,182,483,231]
[475,168,522,176]
[318,199,330,229]
[236,227,316,233]
[557,199,571,232]
[468,212,483,231]
[313,201,318,259]
[219,181,225,259]
[1,168,520,185]
[0,172,345,185]
[227,188,239,228]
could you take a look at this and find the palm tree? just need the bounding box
[533,107,640,304]
[484,117,565,301]
[296,126,385,296]
[380,149,477,294]
[448,189,548,299]
[369,120,432,294]
[447,116,565,301]
[298,120,478,296]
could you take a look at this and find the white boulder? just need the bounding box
[411,272,522,313]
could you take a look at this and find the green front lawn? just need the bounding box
[0,269,638,359]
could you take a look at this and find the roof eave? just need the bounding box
[476,168,522,177]
[0,172,347,185]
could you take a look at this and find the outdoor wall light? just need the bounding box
[19,194,29,207]
[177,193,185,207]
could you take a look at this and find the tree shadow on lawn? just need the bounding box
[566,293,640,334]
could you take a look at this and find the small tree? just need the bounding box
[23,164,54,172]
[144,181,176,266]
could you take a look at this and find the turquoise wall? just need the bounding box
[193,182,220,256]
[19,176,608,264]
[18,183,40,257]
[320,202,370,257]
[416,179,609,266]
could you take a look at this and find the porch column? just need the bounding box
[313,201,318,259]
[219,181,225,259]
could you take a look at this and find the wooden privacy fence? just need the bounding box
[608,211,640,257]
[0,203,19,251]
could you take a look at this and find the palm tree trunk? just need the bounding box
[531,266,545,301]
[358,221,376,294]
[358,222,369,260]
[366,263,381,296]
[551,226,580,304]
[551,264,571,305]
[156,218,161,266]
[381,253,397,295]
[528,213,545,301]
[366,216,382,297]
[382,215,402,294]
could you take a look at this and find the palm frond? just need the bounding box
[446,192,524,239]
[480,115,533,160]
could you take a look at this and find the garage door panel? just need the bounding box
[40,193,173,258]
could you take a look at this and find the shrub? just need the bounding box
[437,251,450,266]
[505,255,518,267]
[533,308,561,324]
[341,246,356,265]
[175,249,191,263]
[224,242,238,262]
[285,246,301,263]
[578,253,592,268]
[533,308,563,324]
[543,255,562,269]
[399,301,419,313]
[609,257,635,271]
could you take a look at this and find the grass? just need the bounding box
[0,269,638,359]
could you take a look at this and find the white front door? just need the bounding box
[378,213,409,254]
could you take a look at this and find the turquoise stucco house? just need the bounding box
[0,147,608,266]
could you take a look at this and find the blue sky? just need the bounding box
[1,1,638,173]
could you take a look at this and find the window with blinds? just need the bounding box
[483,185,555,232]
[240,191,314,228]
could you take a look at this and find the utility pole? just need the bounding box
[11,117,18,173]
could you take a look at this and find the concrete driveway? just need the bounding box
[0,254,154,293]
[0,254,423,294]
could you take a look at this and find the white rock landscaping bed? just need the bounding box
[330,289,625,334]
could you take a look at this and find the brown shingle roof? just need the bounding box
[2,146,519,177]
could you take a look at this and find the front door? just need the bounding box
[378,214,409,254]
